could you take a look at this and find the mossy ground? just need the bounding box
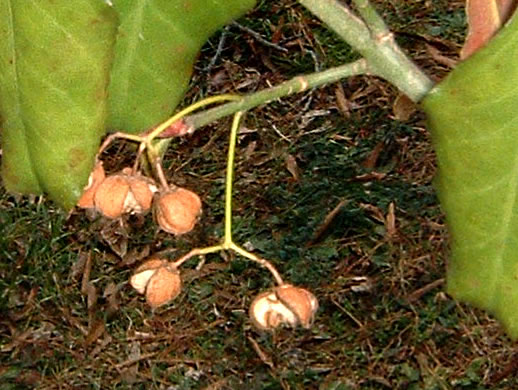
[1,1,517,389]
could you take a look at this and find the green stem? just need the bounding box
[172,111,284,286]
[185,59,368,130]
[146,94,240,142]
[297,0,434,102]
[224,111,243,245]
[172,245,224,268]
[229,242,284,285]
[351,0,389,35]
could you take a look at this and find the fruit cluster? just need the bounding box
[77,109,318,331]
[78,161,202,235]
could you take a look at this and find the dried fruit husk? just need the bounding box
[249,291,298,330]
[275,284,318,328]
[93,170,157,219]
[154,187,202,235]
[145,264,182,308]
[94,174,131,218]
[125,174,157,213]
[77,161,106,209]
[249,284,318,330]
[129,258,182,308]
[130,258,166,294]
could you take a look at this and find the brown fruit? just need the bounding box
[275,284,318,329]
[93,170,157,219]
[130,258,182,308]
[154,187,202,235]
[249,284,318,330]
[130,258,166,294]
[77,161,106,209]
[94,174,130,218]
[145,265,182,308]
[126,174,157,213]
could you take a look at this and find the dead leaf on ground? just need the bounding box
[69,252,88,282]
[86,283,97,313]
[335,82,351,118]
[392,93,418,121]
[385,202,397,238]
[425,44,458,69]
[83,318,106,348]
[80,253,93,295]
[352,172,387,182]
[104,282,122,314]
[359,203,385,223]
[8,286,39,321]
[244,140,257,161]
[100,220,129,258]
[120,342,141,384]
[247,336,274,369]
[91,333,113,358]
[119,245,151,268]
[362,141,385,169]
[307,200,348,246]
[285,154,300,181]
[0,366,41,387]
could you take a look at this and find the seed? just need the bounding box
[249,284,318,330]
[154,187,202,235]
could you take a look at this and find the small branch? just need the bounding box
[230,242,284,286]
[153,159,170,189]
[147,94,240,142]
[351,0,389,35]
[406,278,445,303]
[185,59,369,130]
[172,245,223,268]
[297,0,434,102]
[232,21,288,53]
[97,131,143,157]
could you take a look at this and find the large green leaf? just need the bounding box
[0,0,256,209]
[423,14,518,338]
[107,0,257,134]
[0,1,117,209]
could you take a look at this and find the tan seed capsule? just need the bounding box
[145,264,182,308]
[94,174,130,219]
[93,170,157,219]
[130,258,167,294]
[130,258,182,308]
[275,284,318,329]
[249,284,318,330]
[125,174,157,213]
[154,187,202,235]
[249,291,298,330]
[77,161,106,209]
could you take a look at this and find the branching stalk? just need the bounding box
[229,242,284,286]
[185,59,369,130]
[146,94,240,142]
[351,0,389,35]
[170,111,284,285]
[297,0,434,102]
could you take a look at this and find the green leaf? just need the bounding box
[107,0,256,134]
[423,14,518,338]
[0,0,117,209]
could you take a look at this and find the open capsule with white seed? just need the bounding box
[249,284,318,330]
